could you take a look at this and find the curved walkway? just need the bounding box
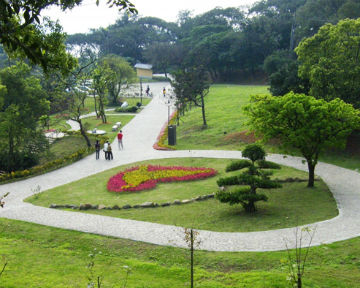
[1,82,360,252]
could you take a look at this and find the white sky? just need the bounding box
[43,0,258,35]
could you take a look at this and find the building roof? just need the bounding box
[134,63,153,70]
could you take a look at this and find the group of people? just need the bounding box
[94,130,124,160]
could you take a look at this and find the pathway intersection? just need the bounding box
[1,82,360,251]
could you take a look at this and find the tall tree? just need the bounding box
[172,66,211,128]
[92,66,109,123]
[98,55,136,105]
[296,18,360,108]
[0,63,49,171]
[244,92,360,187]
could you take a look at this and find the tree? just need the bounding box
[171,66,210,127]
[216,144,281,213]
[244,92,360,187]
[143,42,173,78]
[296,18,360,108]
[263,50,309,96]
[0,0,136,73]
[98,55,136,105]
[92,66,109,124]
[0,62,49,171]
[67,74,92,148]
[295,0,360,43]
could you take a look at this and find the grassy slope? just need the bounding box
[176,85,360,170]
[0,218,359,287]
[26,158,338,232]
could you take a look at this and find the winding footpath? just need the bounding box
[1,82,360,252]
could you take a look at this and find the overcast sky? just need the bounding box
[43,0,258,35]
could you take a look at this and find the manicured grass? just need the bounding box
[27,158,338,232]
[175,85,267,151]
[0,218,360,287]
[82,115,134,140]
[175,84,360,171]
[39,135,95,165]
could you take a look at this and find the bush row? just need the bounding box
[0,131,108,182]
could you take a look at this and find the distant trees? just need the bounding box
[244,93,360,187]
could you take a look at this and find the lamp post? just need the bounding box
[167,99,171,124]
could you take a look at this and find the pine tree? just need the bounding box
[216,144,281,213]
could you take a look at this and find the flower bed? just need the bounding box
[153,110,178,150]
[107,164,217,192]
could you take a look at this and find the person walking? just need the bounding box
[95,140,100,160]
[117,130,124,150]
[103,141,109,160]
[107,143,113,160]
[163,87,166,97]
[146,85,150,97]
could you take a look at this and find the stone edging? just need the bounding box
[49,193,215,211]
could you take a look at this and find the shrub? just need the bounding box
[225,160,251,172]
[115,106,138,113]
[216,144,281,213]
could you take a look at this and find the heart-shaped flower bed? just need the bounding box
[107,164,217,192]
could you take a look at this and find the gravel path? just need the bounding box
[1,82,360,252]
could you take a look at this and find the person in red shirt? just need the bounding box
[117,130,124,150]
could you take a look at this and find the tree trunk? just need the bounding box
[200,92,207,128]
[245,201,256,213]
[78,120,91,148]
[93,94,99,118]
[297,273,302,288]
[307,160,315,187]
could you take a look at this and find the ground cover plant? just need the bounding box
[174,85,360,171]
[0,218,359,287]
[26,158,338,232]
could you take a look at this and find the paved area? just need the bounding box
[1,82,360,251]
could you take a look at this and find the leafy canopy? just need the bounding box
[0,0,136,74]
[296,18,360,108]
[244,92,360,186]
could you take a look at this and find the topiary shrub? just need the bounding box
[225,160,251,172]
[216,144,281,213]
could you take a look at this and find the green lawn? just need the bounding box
[39,135,95,165]
[0,218,359,287]
[175,85,360,171]
[82,115,134,140]
[27,158,338,232]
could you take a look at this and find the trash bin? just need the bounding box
[168,125,176,145]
